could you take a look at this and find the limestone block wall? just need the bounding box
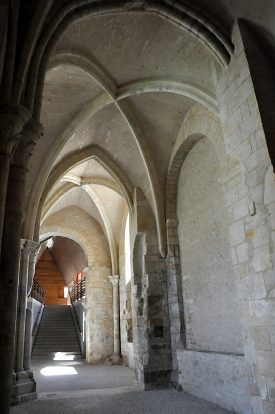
[178,351,251,411]
[163,20,275,413]
[176,136,250,413]
[144,243,172,379]
[214,22,275,414]
[177,137,243,353]
[132,190,172,387]
[165,100,253,412]
[85,266,113,363]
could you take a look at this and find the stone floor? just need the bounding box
[11,358,233,414]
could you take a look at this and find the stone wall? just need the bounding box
[132,189,172,388]
[162,19,275,413]
[177,350,251,413]
[177,137,243,353]
[215,22,275,414]
[176,135,249,413]
[85,266,113,363]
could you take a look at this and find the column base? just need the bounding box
[169,370,182,391]
[134,368,172,390]
[106,353,123,365]
[11,370,37,405]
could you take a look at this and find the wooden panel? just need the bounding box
[34,248,67,305]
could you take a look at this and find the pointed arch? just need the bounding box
[32,145,134,241]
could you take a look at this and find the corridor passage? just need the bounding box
[11,358,232,414]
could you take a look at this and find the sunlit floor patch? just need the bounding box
[54,352,75,361]
[40,366,78,376]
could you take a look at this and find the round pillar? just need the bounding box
[108,275,120,357]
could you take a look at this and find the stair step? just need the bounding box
[34,343,80,347]
[34,344,81,348]
[32,305,82,358]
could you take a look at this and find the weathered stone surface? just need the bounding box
[2,3,275,414]
[177,350,252,413]
[177,136,243,354]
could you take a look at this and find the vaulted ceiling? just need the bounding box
[26,11,221,257]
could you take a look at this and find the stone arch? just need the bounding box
[165,103,254,412]
[48,52,218,114]
[41,180,121,276]
[40,206,113,363]
[39,230,89,267]
[20,5,232,260]
[20,1,232,116]
[177,136,244,352]
[42,176,124,222]
[165,102,248,381]
[166,104,224,221]
[42,52,218,259]
[24,144,133,241]
[40,206,111,267]
[20,3,234,260]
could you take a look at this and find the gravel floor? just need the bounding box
[11,358,232,414]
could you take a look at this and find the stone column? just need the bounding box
[23,301,33,371]
[27,241,40,296]
[15,240,40,372]
[23,240,40,371]
[0,119,43,413]
[108,275,121,358]
[0,105,30,254]
[86,266,113,364]
[15,239,30,372]
[166,219,185,377]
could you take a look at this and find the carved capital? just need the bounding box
[20,239,27,251]
[11,118,44,168]
[0,104,31,155]
[82,266,93,278]
[108,275,120,286]
[29,241,41,263]
[20,239,40,261]
[166,219,179,228]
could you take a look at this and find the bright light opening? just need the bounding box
[64,286,68,298]
[40,366,78,376]
[47,238,54,249]
[125,214,131,284]
[53,352,75,361]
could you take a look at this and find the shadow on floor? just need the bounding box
[11,358,232,414]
